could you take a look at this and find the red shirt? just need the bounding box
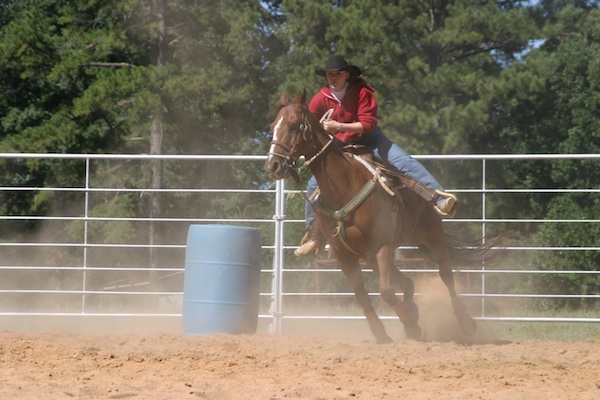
[308,80,378,144]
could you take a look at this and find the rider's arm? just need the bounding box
[323,120,364,134]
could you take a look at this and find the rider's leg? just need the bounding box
[295,176,326,257]
[370,127,457,216]
[304,175,318,229]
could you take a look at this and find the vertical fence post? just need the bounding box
[82,157,91,313]
[269,179,286,334]
[480,158,487,318]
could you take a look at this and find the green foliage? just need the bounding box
[526,193,600,309]
[1,0,600,310]
[275,0,537,155]
[488,5,600,308]
[68,193,137,244]
[0,0,283,244]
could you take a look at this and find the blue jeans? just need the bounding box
[304,127,444,228]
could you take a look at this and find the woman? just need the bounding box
[296,55,457,257]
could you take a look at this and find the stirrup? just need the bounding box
[433,190,458,218]
[294,240,325,257]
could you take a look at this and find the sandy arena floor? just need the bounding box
[1,330,598,400]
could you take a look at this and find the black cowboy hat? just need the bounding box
[315,55,362,77]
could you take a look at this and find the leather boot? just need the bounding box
[433,190,458,217]
[294,219,325,257]
[396,175,458,218]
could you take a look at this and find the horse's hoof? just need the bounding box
[401,301,419,323]
[402,321,422,340]
[375,335,394,344]
[452,298,477,336]
[458,315,477,336]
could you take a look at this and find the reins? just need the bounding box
[300,107,398,257]
[299,108,335,171]
[268,108,336,182]
[269,103,396,257]
[301,136,334,171]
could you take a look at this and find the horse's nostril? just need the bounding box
[265,159,280,174]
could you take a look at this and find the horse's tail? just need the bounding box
[443,232,509,267]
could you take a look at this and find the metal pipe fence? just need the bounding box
[0,153,598,333]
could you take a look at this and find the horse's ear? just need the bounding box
[298,89,307,105]
[278,92,290,107]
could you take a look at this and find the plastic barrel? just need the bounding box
[183,224,262,335]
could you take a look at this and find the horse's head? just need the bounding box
[264,89,318,182]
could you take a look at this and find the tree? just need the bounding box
[0,0,284,263]
[0,0,144,248]
[274,1,537,151]
[270,0,541,238]
[493,4,600,308]
[2,0,599,307]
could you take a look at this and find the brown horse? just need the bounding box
[265,90,483,343]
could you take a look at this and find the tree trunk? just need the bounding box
[149,0,166,273]
[149,117,163,271]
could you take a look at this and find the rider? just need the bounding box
[296,55,457,257]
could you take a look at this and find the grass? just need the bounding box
[259,305,599,342]
[492,320,598,341]
[483,309,599,342]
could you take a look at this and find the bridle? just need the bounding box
[268,107,334,182]
[267,122,306,183]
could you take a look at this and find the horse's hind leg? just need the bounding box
[439,260,477,336]
[338,255,392,344]
[418,217,477,336]
[430,236,477,336]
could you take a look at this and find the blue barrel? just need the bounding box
[183,224,262,335]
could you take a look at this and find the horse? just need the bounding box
[265,90,490,343]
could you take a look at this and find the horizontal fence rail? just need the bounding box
[0,153,599,335]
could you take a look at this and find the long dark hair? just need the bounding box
[349,75,369,86]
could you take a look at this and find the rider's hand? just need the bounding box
[322,120,343,132]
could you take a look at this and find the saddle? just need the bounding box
[340,144,446,206]
[311,145,456,257]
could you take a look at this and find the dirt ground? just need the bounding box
[1,330,598,400]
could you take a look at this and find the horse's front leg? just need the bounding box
[337,254,392,344]
[376,245,422,340]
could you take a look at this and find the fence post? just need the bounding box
[82,157,91,313]
[269,179,286,334]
